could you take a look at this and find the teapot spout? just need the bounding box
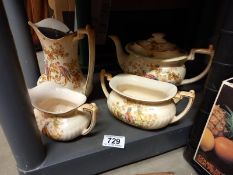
[109,35,128,67]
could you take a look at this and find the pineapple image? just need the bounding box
[207,105,233,139]
[208,105,227,137]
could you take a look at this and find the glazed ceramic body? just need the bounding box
[107,91,177,129]
[28,18,95,96]
[28,82,98,141]
[33,103,97,141]
[109,34,214,85]
[119,54,186,85]
[100,70,195,130]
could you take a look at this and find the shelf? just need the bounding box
[22,77,204,175]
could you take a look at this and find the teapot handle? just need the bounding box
[100,69,112,98]
[76,25,95,96]
[170,90,195,124]
[180,45,214,85]
[78,103,98,135]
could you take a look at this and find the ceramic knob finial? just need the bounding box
[152,33,167,43]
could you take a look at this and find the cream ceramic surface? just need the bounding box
[109,33,214,85]
[109,73,177,102]
[29,81,87,114]
[100,70,195,130]
[28,18,95,96]
[28,82,98,141]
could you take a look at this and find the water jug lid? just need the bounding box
[35,18,71,33]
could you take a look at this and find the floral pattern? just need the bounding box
[107,92,175,129]
[109,101,158,129]
[38,41,84,90]
[120,59,185,85]
[44,42,69,61]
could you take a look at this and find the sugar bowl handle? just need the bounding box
[78,103,98,135]
[100,69,112,98]
[170,90,195,123]
[181,45,214,85]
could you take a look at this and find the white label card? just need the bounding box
[102,135,125,148]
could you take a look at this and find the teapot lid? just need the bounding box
[126,33,186,59]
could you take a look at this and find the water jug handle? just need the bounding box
[180,45,214,85]
[170,90,195,124]
[77,25,95,96]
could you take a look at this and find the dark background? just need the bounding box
[93,0,228,78]
[30,0,229,76]
[216,83,233,111]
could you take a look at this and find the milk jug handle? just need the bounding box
[76,25,95,96]
[79,103,98,135]
[170,90,195,124]
[181,45,214,85]
[100,69,112,98]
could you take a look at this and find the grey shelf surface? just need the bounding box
[21,78,204,175]
[101,147,198,175]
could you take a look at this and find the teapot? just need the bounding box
[28,18,95,96]
[109,33,214,85]
[100,70,195,130]
[28,82,98,141]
